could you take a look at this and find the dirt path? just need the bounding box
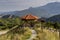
[0,25,18,35]
[0,30,8,35]
[0,26,37,40]
[27,30,37,40]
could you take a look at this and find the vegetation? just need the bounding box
[0,18,59,40]
[0,18,21,30]
[0,26,32,40]
[33,26,59,40]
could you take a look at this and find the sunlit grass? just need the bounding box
[0,27,32,40]
[33,27,59,40]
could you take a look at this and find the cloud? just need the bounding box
[0,0,60,12]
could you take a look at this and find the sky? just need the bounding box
[0,0,60,12]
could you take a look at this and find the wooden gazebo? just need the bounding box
[20,14,45,27]
[21,14,39,21]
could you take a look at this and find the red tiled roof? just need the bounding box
[21,14,39,20]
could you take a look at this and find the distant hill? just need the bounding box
[46,14,60,22]
[1,2,60,18]
[2,15,18,18]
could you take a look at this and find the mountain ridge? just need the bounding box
[46,14,60,22]
[0,2,60,18]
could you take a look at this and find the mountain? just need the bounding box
[41,2,60,16]
[1,2,60,18]
[2,15,18,18]
[46,14,60,22]
[1,8,49,18]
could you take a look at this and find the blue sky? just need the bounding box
[0,0,60,12]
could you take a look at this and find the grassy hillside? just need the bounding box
[0,18,59,40]
[33,27,59,40]
[0,26,59,40]
[0,27,32,40]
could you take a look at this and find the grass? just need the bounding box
[0,27,32,40]
[0,26,59,40]
[33,27,59,40]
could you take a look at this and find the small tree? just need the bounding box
[53,22,60,39]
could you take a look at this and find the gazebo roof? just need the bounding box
[21,14,39,20]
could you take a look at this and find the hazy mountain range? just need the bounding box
[0,2,60,19]
[46,14,60,22]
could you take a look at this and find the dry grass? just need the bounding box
[33,27,59,40]
[0,27,32,40]
[0,26,59,40]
